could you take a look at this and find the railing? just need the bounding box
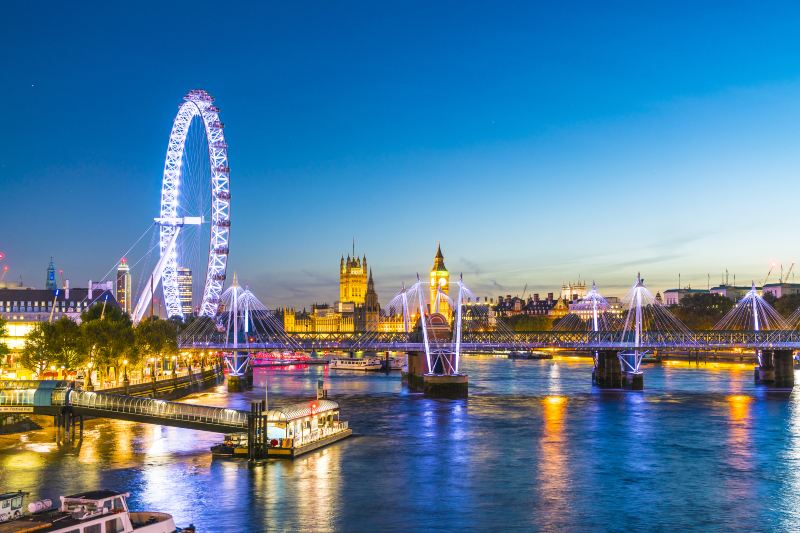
[0,389,35,406]
[62,390,249,430]
[293,421,349,447]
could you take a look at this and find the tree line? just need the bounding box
[16,303,187,384]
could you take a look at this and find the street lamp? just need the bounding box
[60,365,65,380]
[149,357,156,381]
[86,360,94,391]
[171,355,178,377]
[123,359,129,384]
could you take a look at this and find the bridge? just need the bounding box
[179,330,800,352]
[0,380,248,434]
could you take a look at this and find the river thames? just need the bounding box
[1,356,799,531]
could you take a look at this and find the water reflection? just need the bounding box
[536,396,568,529]
[1,358,799,530]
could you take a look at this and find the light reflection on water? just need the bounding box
[0,357,798,531]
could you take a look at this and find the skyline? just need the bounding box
[3,2,800,307]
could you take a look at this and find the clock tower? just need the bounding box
[429,244,450,318]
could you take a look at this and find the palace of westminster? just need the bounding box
[280,245,451,334]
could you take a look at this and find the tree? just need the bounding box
[49,317,87,371]
[134,316,179,368]
[773,294,800,319]
[20,323,52,375]
[671,293,734,330]
[506,314,553,332]
[81,303,135,383]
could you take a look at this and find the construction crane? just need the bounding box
[781,261,794,283]
[0,265,8,282]
[520,283,528,300]
[762,263,777,288]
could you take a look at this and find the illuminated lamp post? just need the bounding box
[86,360,94,391]
[171,355,178,378]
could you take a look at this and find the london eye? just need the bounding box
[131,89,231,323]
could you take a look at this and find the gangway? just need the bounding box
[0,381,248,433]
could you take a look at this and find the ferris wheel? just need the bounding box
[132,89,230,324]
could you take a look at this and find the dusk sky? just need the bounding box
[3,2,800,307]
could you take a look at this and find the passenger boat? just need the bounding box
[0,490,193,533]
[211,399,352,459]
[329,357,383,371]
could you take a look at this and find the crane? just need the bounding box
[520,283,528,300]
[782,262,795,283]
[762,263,777,288]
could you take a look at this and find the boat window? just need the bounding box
[105,517,124,533]
[63,529,80,533]
[85,523,102,533]
[1,500,8,509]
[112,497,126,511]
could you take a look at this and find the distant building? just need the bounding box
[177,266,193,317]
[761,283,800,299]
[284,246,403,333]
[662,288,709,306]
[429,244,450,318]
[45,257,57,290]
[0,284,118,354]
[116,258,132,315]
[560,281,587,303]
[710,285,754,302]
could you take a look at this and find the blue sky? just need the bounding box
[2,1,800,307]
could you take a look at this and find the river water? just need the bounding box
[1,355,800,532]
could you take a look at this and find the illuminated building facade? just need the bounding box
[116,258,132,315]
[429,244,450,318]
[177,266,193,317]
[560,281,587,302]
[282,247,407,333]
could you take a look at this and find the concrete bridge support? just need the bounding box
[592,350,621,388]
[755,350,794,388]
[405,350,427,392]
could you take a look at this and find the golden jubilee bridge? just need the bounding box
[177,276,800,391]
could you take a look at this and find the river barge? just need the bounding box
[211,399,351,459]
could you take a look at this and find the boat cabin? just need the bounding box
[0,492,26,522]
[265,399,343,447]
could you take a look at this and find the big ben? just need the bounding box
[429,244,450,318]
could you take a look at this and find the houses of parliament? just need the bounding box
[281,245,450,333]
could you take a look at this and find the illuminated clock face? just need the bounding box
[439,277,447,287]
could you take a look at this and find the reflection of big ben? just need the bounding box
[429,244,450,318]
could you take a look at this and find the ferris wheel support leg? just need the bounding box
[131,227,182,325]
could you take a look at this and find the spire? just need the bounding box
[432,243,446,271]
[45,257,57,291]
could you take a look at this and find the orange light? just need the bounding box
[544,395,566,405]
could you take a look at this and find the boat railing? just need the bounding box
[294,421,349,447]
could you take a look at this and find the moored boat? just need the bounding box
[0,490,192,533]
[329,357,382,371]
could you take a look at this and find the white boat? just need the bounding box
[388,357,405,370]
[328,357,383,371]
[0,490,191,533]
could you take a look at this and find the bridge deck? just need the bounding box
[179,330,800,351]
[0,381,248,433]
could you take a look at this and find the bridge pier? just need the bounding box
[406,350,427,392]
[423,374,468,398]
[55,408,83,443]
[592,350,621,388]
[755,350,794,388]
